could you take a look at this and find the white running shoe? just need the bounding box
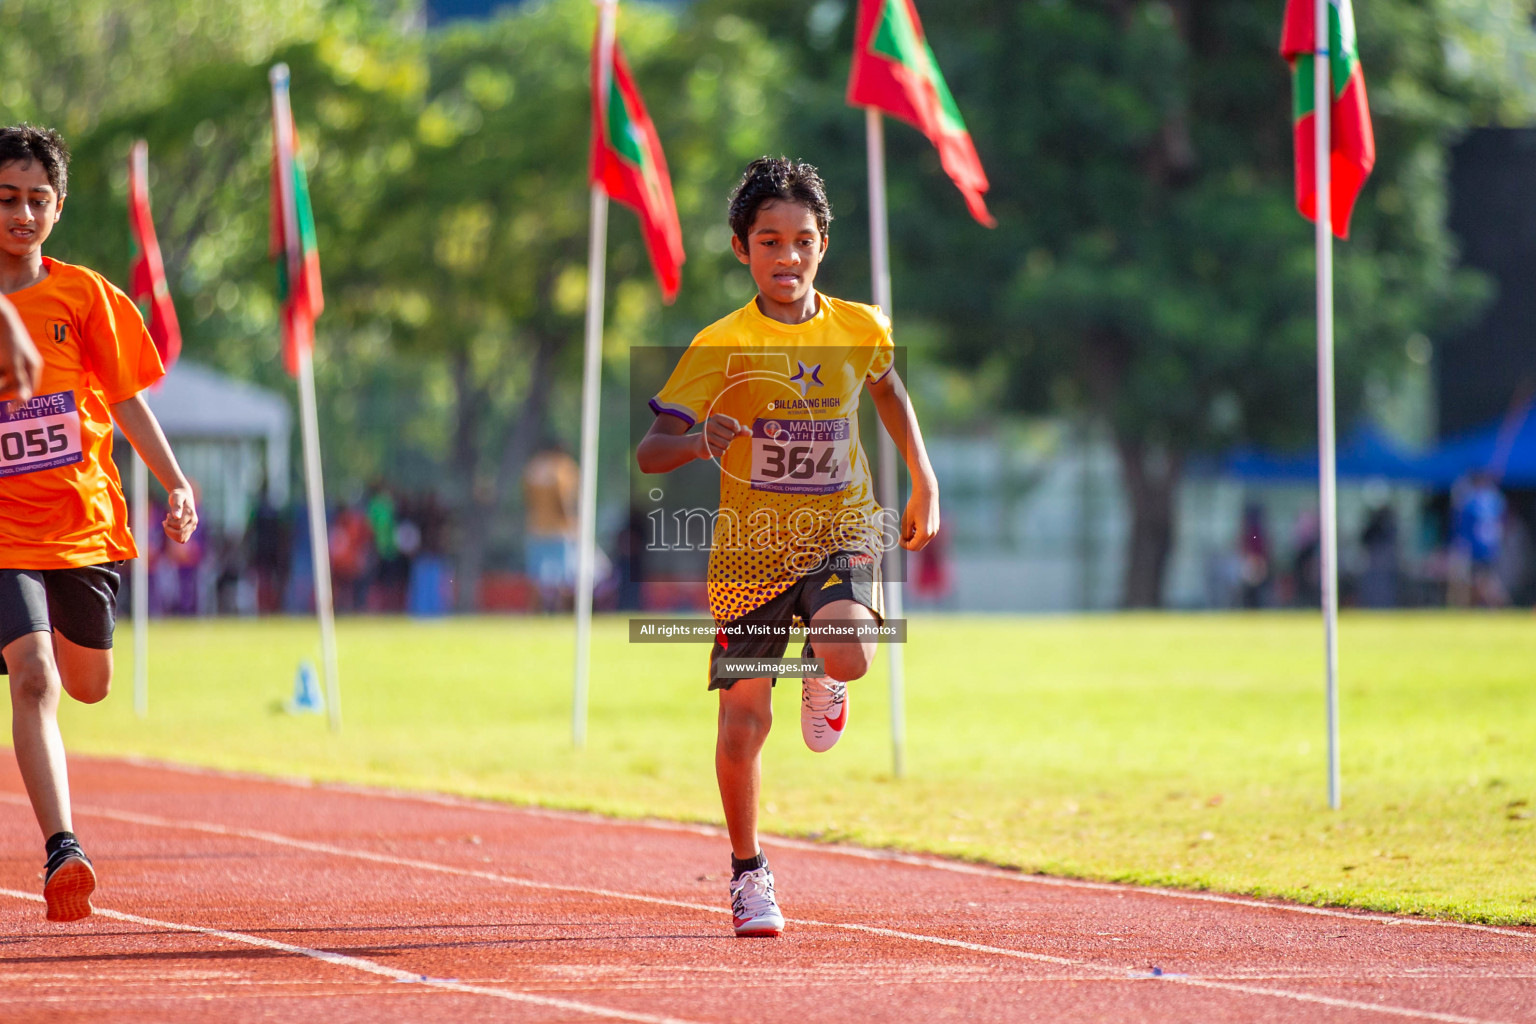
[730,866,784,937]
[801,674,848,752]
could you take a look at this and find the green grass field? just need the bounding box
[5,613,1533,925]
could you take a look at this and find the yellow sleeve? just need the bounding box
[650,340,729,428]
[866,309,895,383]
[81,273,165,403]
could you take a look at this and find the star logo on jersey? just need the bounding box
[790,361,823,397]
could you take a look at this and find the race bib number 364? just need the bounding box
[750,417,852,495]
[0,391,84,478]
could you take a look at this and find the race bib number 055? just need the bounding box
[0,390,84,478]
[750,417,852,495]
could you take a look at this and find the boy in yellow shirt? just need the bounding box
[1,125,198,922]
[637,157,939,936]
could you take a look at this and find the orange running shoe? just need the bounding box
[43,846,95,923]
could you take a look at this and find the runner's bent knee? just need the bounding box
[4,633,60,707]
[821,641,875,681]
[60,664,111,704]
[53,636,114,704]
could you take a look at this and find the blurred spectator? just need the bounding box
[249,484,289,614]
[913,522,953,607]
[1238,502,1271,608]
[1359,505,1399,608]
[329,501,375,612]
[285,503,315,613]
[164,516,205,615]
[1449,471,1508,607]
[367,482,409,611]
[408,493,452,616]
[1497,508,1530,604]
[214,529,255,614]
[1289,508,1322,607]
[523,442,579,612]
[613,504,649,611]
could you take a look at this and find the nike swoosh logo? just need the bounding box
[825,706,847,731]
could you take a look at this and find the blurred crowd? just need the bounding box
[131,462,1529,617]
[1213,472,1528,609]
[137,483,456,618]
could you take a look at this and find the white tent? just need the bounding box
[133,360,292,532]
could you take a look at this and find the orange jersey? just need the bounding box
[650,293,894,622]
[1,258,164,569]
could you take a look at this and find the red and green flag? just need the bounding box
[847,0,994,227]
[127,140,181,369]
[270,64,324,377]
[1280,0,1375,238]
[590,19,684,303]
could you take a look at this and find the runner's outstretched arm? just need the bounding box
[0,293,41,401]
[109,394,198,543]
[867,369,939,551]
[637,412,750,475]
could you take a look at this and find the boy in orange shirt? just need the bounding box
[1,125,198,922]
[637,158,939,936]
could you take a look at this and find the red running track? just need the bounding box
[1,756,1533,1023]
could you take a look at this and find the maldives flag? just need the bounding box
[269,64,324,376]
[127,140,181,369]
[590,19,684,303]
[1281,0,1375,238]
[847,0,994,227]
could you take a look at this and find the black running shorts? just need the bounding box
[708,549,883,691]
[0,564,122,674]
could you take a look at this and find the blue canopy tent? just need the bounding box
[1220,406,1536,488]
[1220,423,1424,482]
[1410,406,1536,487]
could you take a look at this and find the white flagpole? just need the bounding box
[132,453,149,718]
[573,0,618,749]
[272,63,342,733]
[129,140,152,719]
[1313,0,1341,809]
[297,347,342,733]
[866,107,907,780]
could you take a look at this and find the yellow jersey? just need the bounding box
[650,293,894,622]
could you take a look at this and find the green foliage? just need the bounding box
[0,0,330,138]
[1,0,786,525]
[695,0,1532,603]
[715,0,1520,456]
[3,0,1534,586]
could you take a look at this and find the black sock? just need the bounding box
[731,851,767,880]
[45,832,79,859]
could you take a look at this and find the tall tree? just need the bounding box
[22,0,787,609]
[710,0,1527,606]
[339,0,787,605]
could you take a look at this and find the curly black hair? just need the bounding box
[0,124,69,197]
[727,156,832,244]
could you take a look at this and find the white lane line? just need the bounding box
[823,922,1517,1024]
[1153,977,1515,1024]
[0,887,703,1024]
[31,799,1523,1024]
[103,756,1536,942]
